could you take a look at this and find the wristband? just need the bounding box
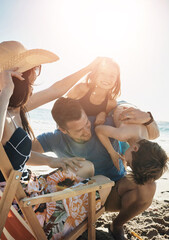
[143,112,154,126]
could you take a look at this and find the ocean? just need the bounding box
[29,108,169,154]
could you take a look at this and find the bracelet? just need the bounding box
[143,112,154,126]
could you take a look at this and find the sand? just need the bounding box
[29,166,169,240]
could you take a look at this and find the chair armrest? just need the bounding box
[20,178,114,207]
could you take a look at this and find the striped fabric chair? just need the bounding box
[0,197,35,240]
[0,143,114,240]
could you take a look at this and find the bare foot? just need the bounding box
[109,224,127,240]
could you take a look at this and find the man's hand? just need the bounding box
[49,157,86,172]
[119,107,151,124]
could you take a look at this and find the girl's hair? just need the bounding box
[85,60,121,100]
[9,69,35,139]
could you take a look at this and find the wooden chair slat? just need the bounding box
[20,180,114,207]
[0,170,22,233]
[88,191,96,239]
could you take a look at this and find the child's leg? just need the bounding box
[90,175,112,205]
[69,163,111,205]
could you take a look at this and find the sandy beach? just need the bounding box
[29,164,169,240]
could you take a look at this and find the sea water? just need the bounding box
[29,108,169,154]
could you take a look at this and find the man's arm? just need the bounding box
[119,108,159,139]
[27,151,85,171]
[31,138,85,171]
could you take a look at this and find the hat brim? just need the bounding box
[1,49,59,73]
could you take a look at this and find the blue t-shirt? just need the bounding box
[37,116,127,181]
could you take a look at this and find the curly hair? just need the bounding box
[130,139,168,185]
[52,97,83,129]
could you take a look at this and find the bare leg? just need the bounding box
[90,175,112,205]
[105,177,155,240]
[105,184,121,212]
[68,166,112,205]
[68,160,95,178]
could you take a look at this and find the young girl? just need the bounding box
[95,102,157,170]
[0,40,111,239]
[67,57,121,125]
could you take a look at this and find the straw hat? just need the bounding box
[0,41,59,73]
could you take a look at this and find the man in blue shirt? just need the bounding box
[36,115,126,182]
[31,97,159,240]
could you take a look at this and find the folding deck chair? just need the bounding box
[0,142,114,240]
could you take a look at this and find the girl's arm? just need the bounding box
[94,100,117,126]
[0,89,10,141]
[119,108,159,139]
[145,121,159,140]
[94,112,107,126]
[66,82,89,99]
[26,58,102,111]
[106,99,117,113]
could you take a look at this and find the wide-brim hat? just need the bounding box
[0,41,59,73]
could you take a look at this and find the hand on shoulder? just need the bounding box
[119,107,152,125]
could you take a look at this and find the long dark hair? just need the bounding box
[9,69,35,139]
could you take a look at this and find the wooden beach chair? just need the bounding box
[0,142,114,240]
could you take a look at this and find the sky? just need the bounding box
[0,0,169,121]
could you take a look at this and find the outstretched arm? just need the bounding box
[95,125,128,170]
[27,151,85,172]
[26,57,102,111]
[119,108,159,139]
[95,124,139,143]
[31,138,86,172]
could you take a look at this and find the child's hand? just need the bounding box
[110,151,125,171]
[94,112,106,126]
